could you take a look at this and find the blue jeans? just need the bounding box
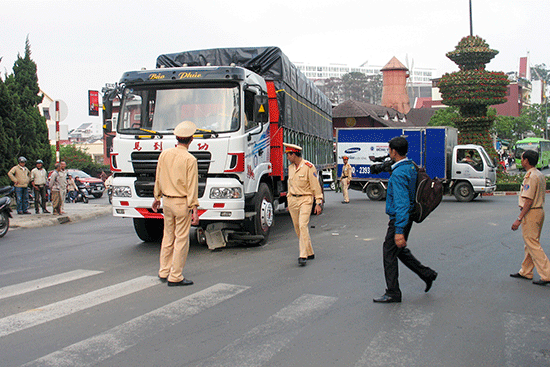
[15,186,29,213]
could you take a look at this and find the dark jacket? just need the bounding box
[385,159,417,234]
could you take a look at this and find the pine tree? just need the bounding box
[5,37,51,170]
[0,72,20,186]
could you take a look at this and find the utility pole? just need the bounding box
[469,0,473,36]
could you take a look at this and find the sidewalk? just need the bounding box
[10,202,112,229]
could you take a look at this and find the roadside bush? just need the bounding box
[496,173,550,191]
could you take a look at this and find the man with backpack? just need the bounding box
[373,136,438,303]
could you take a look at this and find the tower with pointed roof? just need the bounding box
[381,57,410,114]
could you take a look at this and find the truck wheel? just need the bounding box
[454,182,475,202]
[244,183,274,244]
[366,183,386,201]
[93,193,103,199]
[330,181,336,191]
[133,218,164,242]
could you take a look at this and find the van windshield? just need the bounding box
[515,143,539,158]
[118,85,240,134]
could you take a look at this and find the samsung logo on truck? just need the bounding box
[344,147,361,154]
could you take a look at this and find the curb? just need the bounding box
[482,189,550,197]
[10,206,112,229]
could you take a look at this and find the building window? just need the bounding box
[43,107,51,120]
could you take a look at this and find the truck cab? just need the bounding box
[108,66,272,246]
[451,144,497,201]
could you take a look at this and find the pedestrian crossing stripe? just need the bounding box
[354,305,434,367]
[196,293,337,367]
[0,269,103,301]
[504,312,550,366]
[22,283,249,367]
[0,275,158,338]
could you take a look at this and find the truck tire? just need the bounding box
[454,181,475,202]
[244,183,274,245]
[133,218,164,242]
[93,193,103,199]
[366,183,386,201]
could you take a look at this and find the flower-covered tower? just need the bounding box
[438,36,509,159]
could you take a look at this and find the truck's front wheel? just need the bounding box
[454,182,475,202]
[244,183,273,244]
[133,218,164,242]
[366,183,386,201]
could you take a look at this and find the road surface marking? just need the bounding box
[22,283,249,367]
[196,293,337,367]
[0,269,103,300]
[0,275,157,338]
[355,305,434,367]
[505,312,550,367]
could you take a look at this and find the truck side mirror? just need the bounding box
[253,94,269,123]
[103,119,113,133]
[103,99,113,120]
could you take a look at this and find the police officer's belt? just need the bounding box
[163,195,186,198]
[289,194,310,197]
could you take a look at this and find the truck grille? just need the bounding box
[130,151,211,198]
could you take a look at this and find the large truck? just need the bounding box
[336,127,497,202]
[103,47,334,249]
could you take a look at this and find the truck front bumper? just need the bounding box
[111,177,245,220]
[474,184,496,193]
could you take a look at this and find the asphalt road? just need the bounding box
[1,190,550,367]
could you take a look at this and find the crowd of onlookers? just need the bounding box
[6,157,110,215]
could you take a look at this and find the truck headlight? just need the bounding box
[210,187,242,199]
[112,186,132,197]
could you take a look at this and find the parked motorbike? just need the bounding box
[0,186,14,238]
[73,179,89,203]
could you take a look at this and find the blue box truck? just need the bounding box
[336,127,497,202]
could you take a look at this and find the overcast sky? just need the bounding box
[2,0,548,129]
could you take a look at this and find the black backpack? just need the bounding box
[410,162,443,223]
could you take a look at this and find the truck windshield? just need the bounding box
[479,148,495,168]
[118,85,240,134]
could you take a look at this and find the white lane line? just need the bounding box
[504,312,550,367]
[0,275,158,338]
[0,269,103,300]
[355,305,434,367]
[22,283,249,367]
[197,293,338,367]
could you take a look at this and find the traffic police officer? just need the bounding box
[284,143,323,266]
[152,121,199,286]
[340,156,353,203]
[511,150,550,285]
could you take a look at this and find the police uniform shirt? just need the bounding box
[519,167,545,209]
[288,160,323,205]
[154,145,199,209]
[341,163,352,179]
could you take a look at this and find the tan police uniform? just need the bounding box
[341,160,352,203]
[517,167,550,281]
[154,123,199,283]
[286,145,323,260]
